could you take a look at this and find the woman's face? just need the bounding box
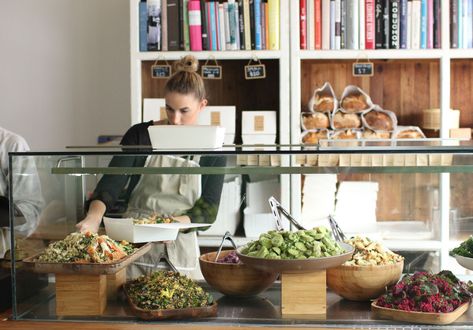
[164,92,207,125]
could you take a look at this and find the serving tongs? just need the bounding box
[268,196,306,231]
[214,231,238,262]
[328,215,347,242]
[154,244,178,273]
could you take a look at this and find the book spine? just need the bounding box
[365,0,376,49]
[322,0,331,49]
[200,0,209,50]
[268,0,279,49]
[382,0,390,48]
[161,0,168,50]
[335,0,341,49]
[264,1,269,49]
[300,0,307,49]
[167,0,180,50]
[229,0,239,50]
[254,0,262,49]
[340,0,346,48]
[261,1,266,49]
[147,0,162,51]
[399,0,408,48]
[451,0,459,48]
[407,0,412,48]
[183,0,190,50]
[458,0,463,48]
[308,0,314,49]
[432,0,440,48]
[139,1,148,51]
[375,0,384,48]
[465,0,473,48]
[420,0,427,48]
[238,0,246,49]
[390,0,400,49]
[250,0,256,49]
[188,0,203,50]
[244,0,252,49]
[330,0,336,49]
[359,0,365,49]
[411,0,421,49]
[427,0,433,48]
[316,0,323,49]
[209,2,217,50]
[346,0,359,49]
[235,0,241,49]
[218,3,225,50]
[224,3,231,49]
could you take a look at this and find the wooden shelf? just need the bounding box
[132,50,286,61]
[297,49,446,60]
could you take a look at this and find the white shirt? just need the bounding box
[0,127,43,237]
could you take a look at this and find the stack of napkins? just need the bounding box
[301,174,337,229]
[334,181,379,234]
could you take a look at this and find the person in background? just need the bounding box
[0,126,43,259]
[77,55,226,278]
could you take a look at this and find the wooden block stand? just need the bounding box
[281,270,326,316]
[55,268,126,316]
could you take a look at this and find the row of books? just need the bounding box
[300,0,441,50]
[140,0,280,52]
[451,0,473,48]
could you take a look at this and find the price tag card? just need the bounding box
[352,62,374,77]
[202,65,222,79]
[245,64,266,80]
[151,65,172,79]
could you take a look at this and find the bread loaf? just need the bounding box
[333,112,362,129]
[362,129,391,139]
[341,94,369,113]
[395,130,424,139]
[332,129,358,140]
[302,112,330,129]
[313,96,335,112]
[364,110,394,131]
[302,130,329,144]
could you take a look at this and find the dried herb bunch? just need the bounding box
[376,271,472,313]
[126,271,214,310]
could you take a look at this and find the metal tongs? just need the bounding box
[328,215,347,242]
[154,244,178,272]
[268,196,306,231]
[214,231,238,262]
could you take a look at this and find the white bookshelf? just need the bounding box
[287,0,473,270]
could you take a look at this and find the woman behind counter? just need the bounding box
[76,55,226,278]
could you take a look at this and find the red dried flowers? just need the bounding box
[376,270,472,313]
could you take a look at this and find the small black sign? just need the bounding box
[151,64,172,79]
[352,62,374,77]
[201,65,222,79]
[245,64,266,80]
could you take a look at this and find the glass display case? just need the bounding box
[6,142,473,328]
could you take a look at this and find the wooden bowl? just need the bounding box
[199,250,278,297]
[326,260,404,301]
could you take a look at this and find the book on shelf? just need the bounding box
[411,0,421,49]
[181,0,190,50]
[407,0,412,48]
[374,0,384,48]
[322,0,330,49]
[330,0,335,49]
[161,0,168,50]
[365,0,375,49]
[433,0,440,48]
[238,0,246,50]
[335,0,341,50]
[167,0,180,50]
[261,0,266,49]
[268,0,279,49]
[420,0,427,48]
[426,0,433,49]
[147,0,162,51]
[218,3,225,50]
[315,0,322,49]
[254,0,262,49]
[451,0,458,48]
[201,0,209,49]
[345,0,359,49]
[389,0,400,49]
[250,0,256,49]
[243,0,252,49]
[382,0,390,48]
[399,0,408,49]
[359,0,365,49]
[235,0,242,49]
[188,0,203,50]
[139,0,148,51]
[300,0,307,49]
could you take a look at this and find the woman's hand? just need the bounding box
[76,200,106,234]
[76,215,101,234]
[171,215,191,224]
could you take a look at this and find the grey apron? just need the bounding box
[126,154,202,279]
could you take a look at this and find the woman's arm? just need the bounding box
[186,156,227,227]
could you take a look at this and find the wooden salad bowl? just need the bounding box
[199,250,278,297]
[326,260,404,301]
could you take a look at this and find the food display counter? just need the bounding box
[6,142,473,329]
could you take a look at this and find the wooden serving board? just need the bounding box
[124,285,217,320]
[21,242,151,275]
[371,300,470,325]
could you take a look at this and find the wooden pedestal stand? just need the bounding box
[55,268,127,316]
[281,270,326,316]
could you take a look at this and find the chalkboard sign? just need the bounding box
[352,62,374,77]
[245,64,266,80]
[201,65,222,79]
[151,65,172,79]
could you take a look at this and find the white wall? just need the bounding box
[0,0,130,150]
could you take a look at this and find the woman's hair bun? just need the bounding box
[174,55,199,73]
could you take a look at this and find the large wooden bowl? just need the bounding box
[326,260,404,301]
[199,250,278,297]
